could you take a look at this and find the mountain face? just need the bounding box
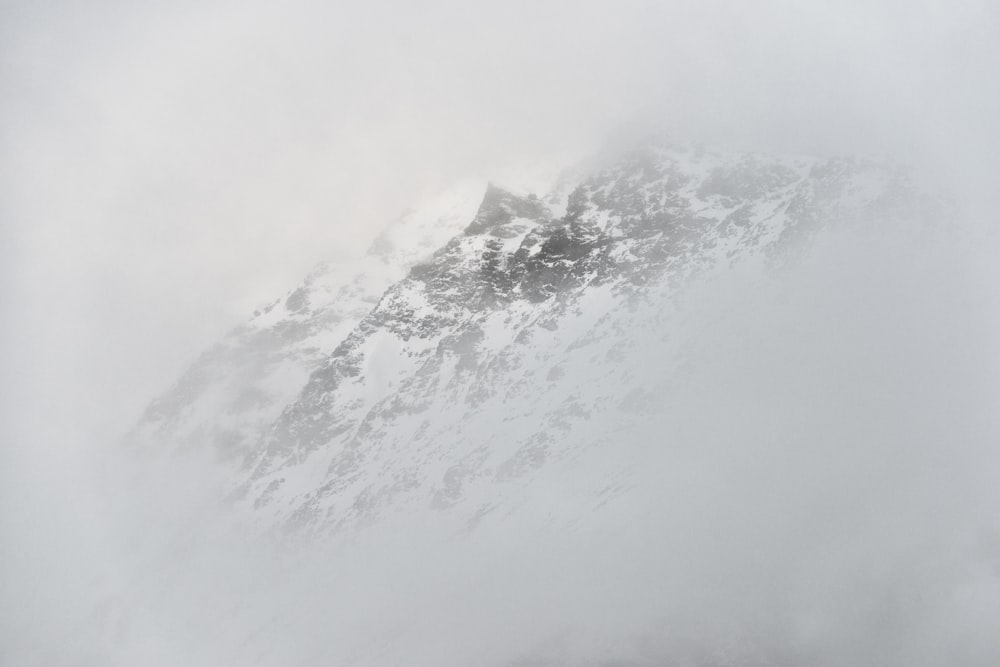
[111,140,992,667]
[131,140,933,536]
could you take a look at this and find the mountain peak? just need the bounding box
[464,182,549,235]
[131,143,935,520]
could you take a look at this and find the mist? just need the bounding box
[2,1,1000,665]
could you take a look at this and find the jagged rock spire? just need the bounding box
[464,182,549,235]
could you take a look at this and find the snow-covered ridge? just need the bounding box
[204,140,935,534]
[111,140,981,667]
[128,140,939,536]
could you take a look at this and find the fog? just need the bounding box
[2,0,1000,665]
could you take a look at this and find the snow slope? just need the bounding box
[227,141,937,534]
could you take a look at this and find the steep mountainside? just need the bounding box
[114,140,972,667]
[201,141,934,533]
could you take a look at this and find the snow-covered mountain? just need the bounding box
[105,139,1000,667]
[132,140,934,536]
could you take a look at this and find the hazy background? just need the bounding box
[2,0,1000,664]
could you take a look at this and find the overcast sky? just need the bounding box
[2,0,999,464]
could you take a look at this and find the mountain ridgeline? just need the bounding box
[130,141,934,536]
